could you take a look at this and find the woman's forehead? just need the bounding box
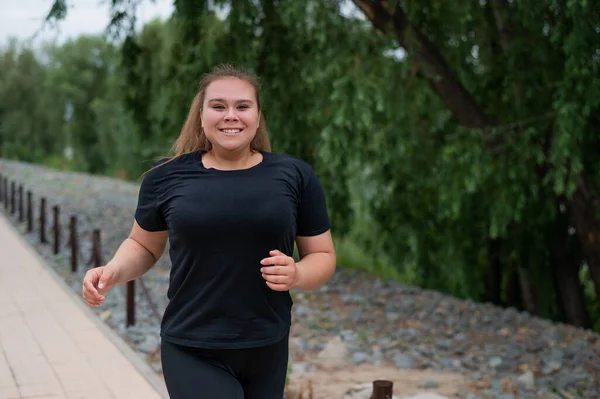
[205,78,255,101]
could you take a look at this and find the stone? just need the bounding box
[516,370,535,391]
[542,359,562,374]
[352,351,369,364]
[316,336,349,367]
[488,356,503,368]
[294,304,312,316]
[393,352,415,369]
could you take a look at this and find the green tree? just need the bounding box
[44,35,121,174]
[0,40,65,161]
[40,0,600,330]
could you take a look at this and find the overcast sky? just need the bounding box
[0,0,174,47]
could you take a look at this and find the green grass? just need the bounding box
[332,233,410,283]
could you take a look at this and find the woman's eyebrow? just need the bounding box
[208,98,254,104]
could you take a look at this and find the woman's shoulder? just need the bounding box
[267,151,313,170]
[142,151,200,180]
[266,151,320,183]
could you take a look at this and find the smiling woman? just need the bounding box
[80,64,337,399]
[200,78,263,169]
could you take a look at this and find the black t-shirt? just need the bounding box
[134,150,331,349]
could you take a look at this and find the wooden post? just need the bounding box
[91,229,102,267]
[18,185,24,222]
[40,197,47,244]
[10,181,15,214]
[27,191,32,232]
[70,216,78,273]
[53,205,60,255]
[3,178,8,209]
[127,281,135,327]
[372,380,393,399]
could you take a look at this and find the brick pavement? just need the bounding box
[0,213,168,399]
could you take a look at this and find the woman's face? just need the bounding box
[201,77,261,153]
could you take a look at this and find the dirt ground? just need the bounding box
[285,364,468,399]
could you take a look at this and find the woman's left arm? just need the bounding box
[292,230,336,290]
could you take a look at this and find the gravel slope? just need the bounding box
[1,159,599,399]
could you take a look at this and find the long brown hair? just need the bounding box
[173,64,270,155]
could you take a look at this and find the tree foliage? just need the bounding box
[1,0,598,330]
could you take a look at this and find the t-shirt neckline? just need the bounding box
[198,149,269,173]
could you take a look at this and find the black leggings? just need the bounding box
[160,334,289,399]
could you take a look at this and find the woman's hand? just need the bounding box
[82,266,117,307]
[260,250,298,291]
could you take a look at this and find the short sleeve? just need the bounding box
[296,164,332,236]
[134,162,168,232]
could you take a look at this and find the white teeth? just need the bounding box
[222,129,241,133]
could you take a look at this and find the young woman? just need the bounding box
[82,64,336,399]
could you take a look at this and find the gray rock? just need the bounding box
[294,304,311,316]
[417,379,439,389]
[352,351,369,364]
[316,336,349,367]
[516,370,535,391]
[393,352,415,369]
[542,359,562,374]
[435,338,452,350]
[488,356,503,368]
[137,333,160,354]
[454,333,467,341]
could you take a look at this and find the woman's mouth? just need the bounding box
[219,128,244,134]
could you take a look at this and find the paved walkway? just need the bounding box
[0,212,168,399]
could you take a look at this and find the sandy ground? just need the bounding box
[286,364,467,399]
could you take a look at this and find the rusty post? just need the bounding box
[127,281,135,327]
[53,205,60,254]
[40,198,47,243]
[70,216,78,273]
[27,191,33,232]
[18,185,24,222]
[10,181,15,214]
[4,178,8,209]
[372,380,393,399]
[91,229,102,267]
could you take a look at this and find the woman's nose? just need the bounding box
[224,108,239,121]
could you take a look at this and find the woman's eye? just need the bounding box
[237,105,249,110]
[212,105,225,110]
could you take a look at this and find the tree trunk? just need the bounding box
[552,205,591,328]
[487,239,503,305]
[568,174,600,304]
[517,268,537,314]
[506,267,523,310]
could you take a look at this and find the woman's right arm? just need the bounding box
[82,220,168,307]
[105,220,168,284]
